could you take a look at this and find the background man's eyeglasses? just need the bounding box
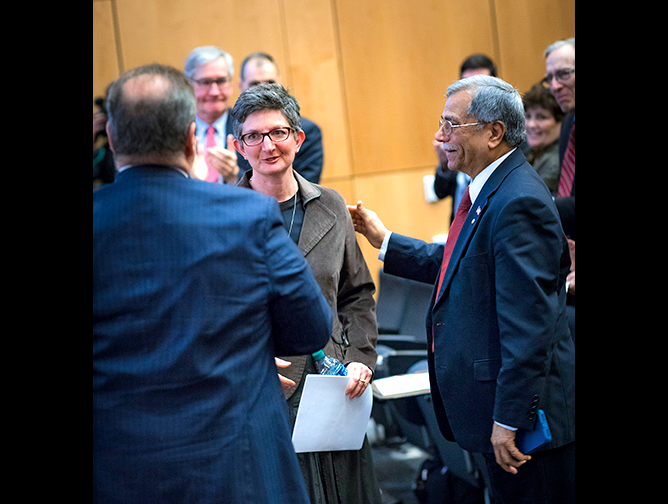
[541,68,575,88]
[191,77,232,88]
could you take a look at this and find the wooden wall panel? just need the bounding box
[493,0,576,93]
[281,0,352,182]
[114,0,288,109]
[93,0,119,108]
[353,169,453,290]
[335,0,496,176]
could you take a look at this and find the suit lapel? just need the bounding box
[433,149,526,308]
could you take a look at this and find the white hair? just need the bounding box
[543,38,575,59]
[446,75,526,148]
[184,46,234,79]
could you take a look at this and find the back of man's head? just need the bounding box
[106,64,196,159]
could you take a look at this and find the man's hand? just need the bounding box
[275,358,296,392]
[206,134,239,183]
[345,362,373,399]
[491,423,531,474]
[346,200,388,249]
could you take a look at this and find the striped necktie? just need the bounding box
[558,123,575,197]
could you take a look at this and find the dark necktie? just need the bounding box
[558,122,575,197]
[432,187,472,351]
[436,187,472,302]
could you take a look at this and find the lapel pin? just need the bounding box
[476,206,481,215]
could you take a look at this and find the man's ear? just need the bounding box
[184,122,198,163]
[487,120,506,149]
[105,122,114,152]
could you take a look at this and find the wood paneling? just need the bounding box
[93,1,119,107]
[335,0,496,176]
[493,0,576,93]
[116,0,287,96]
[353,168,453,291]
[280,0,352,182]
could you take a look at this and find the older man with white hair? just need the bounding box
[184,46,239,183]
[349,75,575,504]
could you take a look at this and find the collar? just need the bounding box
[195,112,229,137]
[468,148,516,206]
[238,170,322,206]
[117,164,189,178]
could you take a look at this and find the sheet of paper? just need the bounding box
[292,374,373,453]
[371,371,430,399]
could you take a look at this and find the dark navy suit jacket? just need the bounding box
[93,165,332,503]
[384,149,575,454]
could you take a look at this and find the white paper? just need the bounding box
[291,374,373,453]
[371,372,430,399]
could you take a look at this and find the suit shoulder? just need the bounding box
[317,185,345,205]
[501,161,553,202]
[312,185,349,218]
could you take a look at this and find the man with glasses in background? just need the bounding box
[544,38,575,239]
[184,46,240,183]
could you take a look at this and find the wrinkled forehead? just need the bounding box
[546,46,575,72]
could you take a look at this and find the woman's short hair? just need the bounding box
[230,84,303,140]
[522,83,566,123]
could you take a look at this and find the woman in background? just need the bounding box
[523,83,565,194]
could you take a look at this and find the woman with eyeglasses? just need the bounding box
[231,84,382,504]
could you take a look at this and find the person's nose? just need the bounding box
[435,126,449,143]
[550,77,563,94]
[208,82,222,96]
[261,135,276,150]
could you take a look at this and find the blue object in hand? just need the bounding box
[312,350,347,376]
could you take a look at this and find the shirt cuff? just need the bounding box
[494,421,518,431]
[378,231,393,261]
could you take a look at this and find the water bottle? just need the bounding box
[312,350,347,376]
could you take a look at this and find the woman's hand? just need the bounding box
[345,362,373,399]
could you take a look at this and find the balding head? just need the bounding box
[106,64,197,167]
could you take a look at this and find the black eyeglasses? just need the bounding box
[191,76,232,88]
[541,68,575,88]
[240,128,294,147]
